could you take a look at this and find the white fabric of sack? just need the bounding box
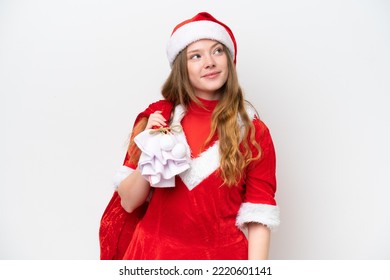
[134,105,190,187]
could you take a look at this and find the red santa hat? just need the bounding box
[166,12,237,67]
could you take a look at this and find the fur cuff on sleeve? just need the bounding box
[236,202,280,231]
[112,165,134,189]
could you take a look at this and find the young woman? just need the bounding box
[100,12,279,260]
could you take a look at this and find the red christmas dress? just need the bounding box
[106,98,279,260]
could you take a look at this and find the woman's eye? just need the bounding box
[190,54,201,60]
[214,47,224,55]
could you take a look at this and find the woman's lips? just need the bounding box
[202,71,221,79]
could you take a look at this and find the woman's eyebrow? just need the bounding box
[187,42,222,54]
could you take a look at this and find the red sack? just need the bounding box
[99,100,173,260]
[99,191,148,260]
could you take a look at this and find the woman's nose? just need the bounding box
[204,54,216,68]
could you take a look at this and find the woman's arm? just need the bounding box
[117,169,150,213]
[247,222,271,260]
[117,111,167,213]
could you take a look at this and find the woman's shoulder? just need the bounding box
[243,102,267,127]
[252,117,271,140]
[134,99,174,124]
[243,101,272,139]
[147,99,173,112]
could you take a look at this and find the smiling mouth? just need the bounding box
[202,71,221,78]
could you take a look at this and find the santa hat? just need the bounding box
[166,12,237,67]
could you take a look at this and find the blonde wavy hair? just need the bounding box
[128,45,261,186]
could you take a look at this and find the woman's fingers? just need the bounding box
[146,111,167,129]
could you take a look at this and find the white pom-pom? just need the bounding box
[171,142,187,158]
[160,134,175,151]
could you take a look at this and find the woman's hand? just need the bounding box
[145,111,167,129]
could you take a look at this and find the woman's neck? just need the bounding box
[194,91,220,101]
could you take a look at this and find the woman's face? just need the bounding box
[186,39,229,100]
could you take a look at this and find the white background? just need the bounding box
[1,0,389,259]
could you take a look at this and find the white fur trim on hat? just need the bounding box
[167,20,235,67]
[236,202,280,231]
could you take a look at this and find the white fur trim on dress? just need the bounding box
[174,104,221,190]
[236,202,280,231]
[237,103,257,127]
[112,165,134,189]
[245,103,257,121]
[171,104,186,125]
[167,20,235,67]
[179,142,220,191]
